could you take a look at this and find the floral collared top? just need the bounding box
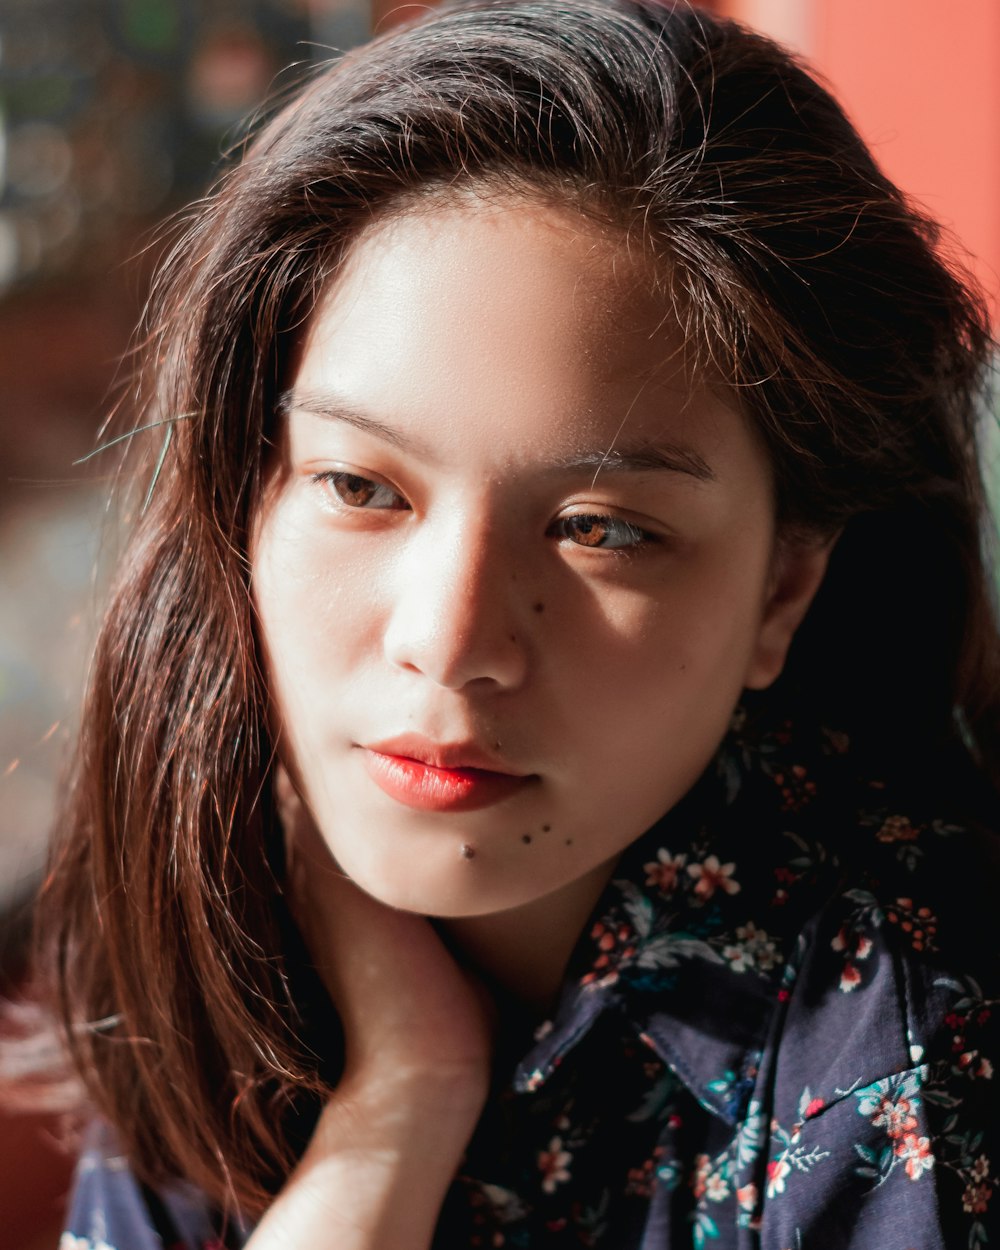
[64,709,1000,1249]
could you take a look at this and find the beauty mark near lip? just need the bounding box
[362,750,531,813]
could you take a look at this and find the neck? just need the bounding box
[440,856,618,1017]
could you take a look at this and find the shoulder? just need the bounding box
[760,764,1000,1248]
[782,757,1000,1068]
[63,1122,242,1250]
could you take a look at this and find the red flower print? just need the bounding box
[963,1182,993,1214]
[831,925,872,960]
[737,1182,758,1212]
[832,920,874,992]
[766,1156,791,1197]
[876,814,920,843]
[626,1157,655,1198]
[884,898,938,952]
[871,1094,917,1139]
[839,961,863,992]
[538,1136,572,1193]
[894,1133,935,1180]
[644,848,687,894]
[582,919,637,986]
[690,1153,711,1199]
[773,764,817,812]
[687,855,741,901]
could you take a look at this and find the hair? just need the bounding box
[26,0,998,1219]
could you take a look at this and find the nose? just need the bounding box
[382,512,529,691]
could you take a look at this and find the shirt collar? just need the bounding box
[513,705,849,1124]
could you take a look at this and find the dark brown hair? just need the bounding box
[31,0,998,1217]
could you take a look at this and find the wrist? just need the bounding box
[245,1073,481,1250]
[310,1065,487,1161]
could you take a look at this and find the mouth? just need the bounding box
[360,735,534,813]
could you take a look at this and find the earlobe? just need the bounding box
[743,534,838,690]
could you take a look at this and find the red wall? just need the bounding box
[726,0,1000,326]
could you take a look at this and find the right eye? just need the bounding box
[312,470,408,511]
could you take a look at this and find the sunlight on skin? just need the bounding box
[252,195,832,1005]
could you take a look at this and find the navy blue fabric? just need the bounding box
[64,712,1000,1248]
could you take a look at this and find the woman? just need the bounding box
[36,0,1000,1246]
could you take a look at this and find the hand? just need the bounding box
[277,769,495,1097]
[243,774,494,1249]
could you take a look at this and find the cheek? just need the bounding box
[565,552,770,694]
[252,506,344,747]
[253,501,381,669]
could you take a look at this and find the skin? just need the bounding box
[253,195,830,996]
[247,197,832,1249]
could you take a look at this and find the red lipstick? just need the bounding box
[361,736,531,813]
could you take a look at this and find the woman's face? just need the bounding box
[252,196,825,918]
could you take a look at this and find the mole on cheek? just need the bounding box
[522,833,532,844]
[460,843,476,860]
[542,824,551,833]
[533,602,545,614]
[565,838,574,847]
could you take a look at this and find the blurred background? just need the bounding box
[1,0,997,1244]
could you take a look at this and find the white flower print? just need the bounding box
[766,1155,791,1197]
[722,921,781,973]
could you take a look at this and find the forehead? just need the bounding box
[291,194,764,480]
[310,193,684,369]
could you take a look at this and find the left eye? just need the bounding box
[314,470,407,510]
[550,513,651,550]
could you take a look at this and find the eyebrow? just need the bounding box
[550,446,715,483]
[279,388,716,484]
[279,389,426,454]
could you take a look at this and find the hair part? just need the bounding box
[28,0,999,1216]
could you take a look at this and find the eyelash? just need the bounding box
[311,470,659,553]
[313,469,409,511]
[547,514,656,552]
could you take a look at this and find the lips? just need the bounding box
[360,735,532,812]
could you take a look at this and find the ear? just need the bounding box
[743,533,838,690]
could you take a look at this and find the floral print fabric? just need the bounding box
[64,708,1000,1248]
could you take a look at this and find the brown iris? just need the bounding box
[333,473,380,506]
[564,516,610,547]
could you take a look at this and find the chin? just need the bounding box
[342,845,546,919]
[367,874,522,918]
